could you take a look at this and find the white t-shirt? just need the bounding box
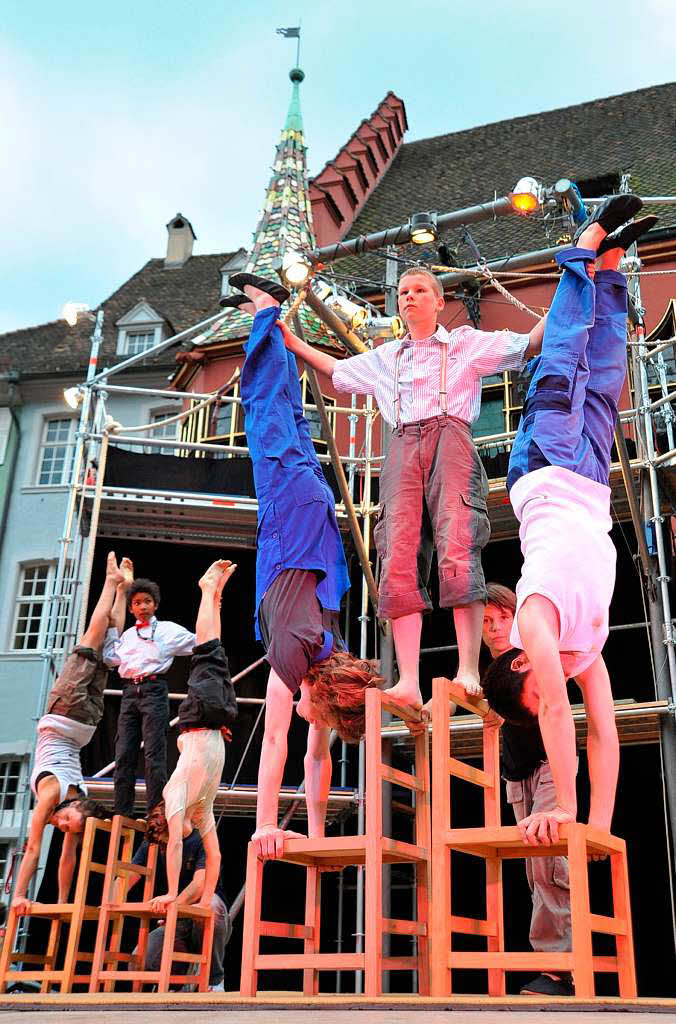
[30,714,95,801]
[163,730,225,839]
[509,466,616,678]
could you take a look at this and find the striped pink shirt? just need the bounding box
[332,323,529,427]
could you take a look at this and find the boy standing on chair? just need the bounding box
[103,577,196,817]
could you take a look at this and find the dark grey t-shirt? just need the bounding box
[258,568,345,694]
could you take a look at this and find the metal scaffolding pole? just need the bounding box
[625,240,676,887]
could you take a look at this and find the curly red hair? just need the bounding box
[304,651,385,743]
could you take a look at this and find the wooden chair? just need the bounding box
[240,687,431,997]
[0,816,112,993]
[89,814,214,993]
[430,676,637,999]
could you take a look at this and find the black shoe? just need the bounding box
[597,214,658,256]
[228,273,290,305]
[520,972,574,996]
[573,193,643,246]
[219,292,254,310]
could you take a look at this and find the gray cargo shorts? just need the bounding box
[46,646,108,727]
[374,414,490,620]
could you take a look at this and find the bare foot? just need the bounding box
[454,672,483,697]
[119,557,134,586]
[243,284,280,312]
[385,681,423,711]
[199,559,237,593]
[106,551,125,588]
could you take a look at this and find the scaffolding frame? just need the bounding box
[9,187,676,975]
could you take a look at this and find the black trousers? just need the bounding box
[114,677,169,816]
[177,639,237,731]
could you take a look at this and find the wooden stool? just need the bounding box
[0,816,112,993]
[89,814,214,993]
[240,687,431,997]
[430,676,637,999]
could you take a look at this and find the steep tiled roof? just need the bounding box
[332,83,676,288]
[0,251,241,377]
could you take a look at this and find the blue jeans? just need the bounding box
[240,308,349,636]
[508,248,628,490]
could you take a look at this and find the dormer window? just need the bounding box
[219,249,248,301]
[116,300,166,356]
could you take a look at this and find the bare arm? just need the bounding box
[575,655,619,832]
[12,777,60,909]
[196,830,221,908]
[304,724,332,839]
[252,670,303,859]
[177,867,205,906]
[150,813,183,913]
[276,320,338,381]
[57,832,80,902]
[525,313,547,359]
[517,595,577,843]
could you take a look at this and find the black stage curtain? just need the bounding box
[104,445,342,503]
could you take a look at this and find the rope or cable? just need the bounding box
[105,367,241,436]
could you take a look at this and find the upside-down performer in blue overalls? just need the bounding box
[221,271,383,860]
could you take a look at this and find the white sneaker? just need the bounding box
[208,982,225,992]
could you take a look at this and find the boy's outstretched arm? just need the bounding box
[304,724,332,839]
[276,320,338,381]
[197,829,221,908]
[252,671,303,859]
[525,313,547,359]
[575,655,619,832]
[517,595,577,845]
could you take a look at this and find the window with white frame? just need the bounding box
[36,417,75,486]
[148,409,179,455]
[300,373,335,446]
[0,840,10,890]
[0,759,21,812]
[12,563,71,651]
[125,330,158,355]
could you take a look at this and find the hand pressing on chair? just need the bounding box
[150,892,177,915]
[252,824,305,860]
[517,806,575,847]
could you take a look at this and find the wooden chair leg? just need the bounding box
[303,865,321,995]
[0,908,19,992]
[197,911,215,993]
[416,859,431,995]
[430,680,451,997]
[158,903,178,993]
[40,917,62,993]
[89,905,110,993]
[486,854,505,996]
[239,842,262,996]
[611,848,637,998]
[568,825,594,998]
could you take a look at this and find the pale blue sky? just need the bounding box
[1,0,674,333]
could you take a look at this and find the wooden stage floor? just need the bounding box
[0,994,674,1022]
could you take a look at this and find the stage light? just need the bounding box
[313,283,369,329]
[61,301,90,327]
[509,177,541,215]
[409,212,438,245]
[281,249,312,287]
[362,316,406,341]
[63,386,84,410]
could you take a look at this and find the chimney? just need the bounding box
[165,213,196,267]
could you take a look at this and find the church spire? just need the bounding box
[215,66,333,343]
